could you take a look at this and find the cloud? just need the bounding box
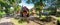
[19,0,34,9]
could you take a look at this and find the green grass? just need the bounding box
[10,18,27,25]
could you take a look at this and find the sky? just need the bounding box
[19,0,34,9]
[19,0,55,9]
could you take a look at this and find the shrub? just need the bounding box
[57,17,60,25]
[18,19,27,23]
[0,11,6,19]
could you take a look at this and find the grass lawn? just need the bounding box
[10,18,27,25]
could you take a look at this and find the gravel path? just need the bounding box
[0,15,57,25]
[0,17,11,23]
[0,22,14,25]
[26,16,57,25]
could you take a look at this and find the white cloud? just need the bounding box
[19,1,34,9]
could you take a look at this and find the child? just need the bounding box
[20,6,29,17]
[29,8,39,17]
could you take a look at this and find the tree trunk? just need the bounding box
[39,9,42,18]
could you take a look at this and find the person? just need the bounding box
[20,6,29,23]
[29,8,39,17]
[28,8,39,21]
[20,6,29,17]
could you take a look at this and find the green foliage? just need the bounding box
[0,11,6,15]
[0,0,21,14]
[57,17,60,24]
[15,6,21,12]
[26,0,30,4]
[40,15,47,22]
[0,11,6,19]
[9,9,14,14]
[26,0,45,7]
[40,15,46,19]
[26,0,46,17]
[40,15,52,22]
[18,19,27,23]
[57,17,60,23]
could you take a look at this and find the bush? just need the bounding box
[40,15,52,22]
[0,16,2,19]
[57,17,60,23]
[18,19,27,23]
[0,11,6,19]
[40,15,46,19]
[40,15,46,21]
[57,17,60,25]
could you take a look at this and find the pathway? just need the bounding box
[0,15,57,25]
[0,17,11,23]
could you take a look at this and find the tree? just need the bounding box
[15,5,21,14]
[26,0,46,17]
[6,0,21,14]
[0,0,21,15]
[50,0,60,16]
